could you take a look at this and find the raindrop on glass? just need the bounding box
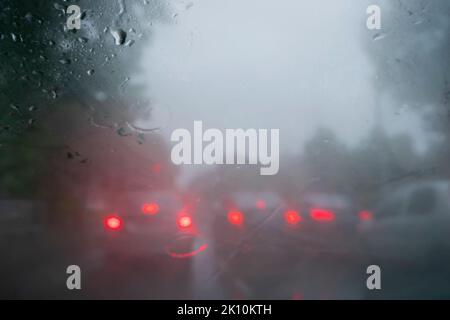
[110,29,127,45]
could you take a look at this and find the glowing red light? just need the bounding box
[359,210,373,221]
[228,210,244,226]
[104,215,122,230]
[168,243,208,259]
[142,202,159,215]
[285,210,301,225]
[255,199,266,210]
[152,163,161,174]
[178,215,193,229]
[310,208,335,222]
[291,292,303,300]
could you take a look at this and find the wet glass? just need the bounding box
[0,0,449,299]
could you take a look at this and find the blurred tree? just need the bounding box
[363,0,450,175]
[0,0,170,198]
[301,128,353,193]
[365,0,449,109]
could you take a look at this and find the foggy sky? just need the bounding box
[135,0,434,159]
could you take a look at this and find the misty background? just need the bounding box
[0,0,449,299]
[137,0,440,153]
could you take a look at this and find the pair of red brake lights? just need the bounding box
[227,199,337,226]
[104,214,193,231]
[285,208,373,224]
[104,201,193,231]
[142,201,193,229]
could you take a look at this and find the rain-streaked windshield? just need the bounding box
[1,0,449,299]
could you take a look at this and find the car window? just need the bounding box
[1,0,450,300]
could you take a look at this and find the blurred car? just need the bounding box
[205,190,361,297]
[208,191,282,255]
[361,180,450,262]
[82,190,206,260]
[272,192,360,248]
[200,190,285,297]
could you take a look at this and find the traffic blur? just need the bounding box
[2,126,450,299]
[1,0,450,299]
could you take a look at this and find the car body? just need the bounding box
[205,190,360,296]
[209,190,283,250]
[82,190,205,260]
[267,192,360,249]
[361,180,450,262]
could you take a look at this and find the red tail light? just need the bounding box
[104,215,123,231]
[310,208,335,222]
[228,210,244,226]
[177,215,193,229]
[358,210,373,221]
[168,243,208,259]
[152,163,161,174]
[255,199,266,210]
[142,202,159,215]
[285,210,301,225]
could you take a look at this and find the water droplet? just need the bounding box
[24,12,33,22]
[372,32,387,41]
[59,58,71,65]
[94,91,107,101]
[110,29,127,45]
[126,122,160,133]
[10,104,21,114]
[54,3,66,13]
[118,0,126,16]
[125,39,135,47]
[185,2,194,10]
[117,127,131,137]
[137,133,145,144]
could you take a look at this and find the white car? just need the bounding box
[362,180,450,262]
